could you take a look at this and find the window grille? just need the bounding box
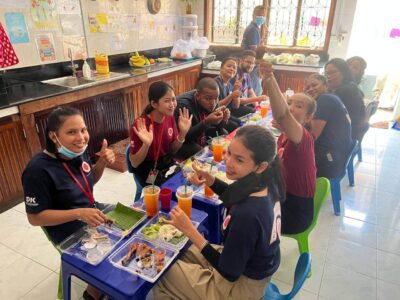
[212,0,333,49]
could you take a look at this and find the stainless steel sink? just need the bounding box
[42,76,95,89]
[41,72,130,89]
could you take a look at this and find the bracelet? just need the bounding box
[176,135,185,143]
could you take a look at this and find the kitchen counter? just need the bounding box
[0,59,202,111]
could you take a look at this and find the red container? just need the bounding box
[159,188,172,211]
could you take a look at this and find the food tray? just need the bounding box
[137,212,199,250]
[104,202,147,236]
[59,225,123,266]
[108,235,179,283]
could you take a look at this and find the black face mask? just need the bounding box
[219,172,265,208]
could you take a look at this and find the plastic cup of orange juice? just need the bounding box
[176,185,193,218]
[204,185,214,197]
[260,101,268,118]
[143,185,160,217]
[212,137,224,162]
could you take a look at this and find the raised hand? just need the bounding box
[259,61,274,81]
[133,118,153,146]
[178,107,192,136]
[98,139,115,165]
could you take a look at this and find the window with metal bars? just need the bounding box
[211,0,334,49]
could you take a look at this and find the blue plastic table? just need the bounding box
[61,205,208,300]
[161,171,224,244]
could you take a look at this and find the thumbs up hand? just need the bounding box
[98,139,115,165]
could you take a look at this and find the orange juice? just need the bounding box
[143,186,160,217]
[260,101,268,118]
[212,139,224,162]
[204,185,214,197]
[176,186,193,217]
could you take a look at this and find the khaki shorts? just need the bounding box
[153,245,271,300]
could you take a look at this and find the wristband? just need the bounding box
[199,239,209,251]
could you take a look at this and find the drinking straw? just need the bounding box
[209,160,214,172]
[152,174,156,193]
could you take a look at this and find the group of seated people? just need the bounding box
[21,51,369,299]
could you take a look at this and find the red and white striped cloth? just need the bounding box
[0,22,19,68]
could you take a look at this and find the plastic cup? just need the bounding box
[204,185,214,197]
[159,188,172,211]
[212,137,224,162]
[143,185,160,217]
[176,185,193,218]
[260,101,268,118]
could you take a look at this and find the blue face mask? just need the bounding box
[255,16,265,26]
[56,136,87,159]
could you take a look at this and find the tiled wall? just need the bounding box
[0,0,188,70]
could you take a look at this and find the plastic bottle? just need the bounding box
[82,59,91,79]
[95,53,109,74]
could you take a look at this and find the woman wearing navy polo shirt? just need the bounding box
[154,125,283,299]
[22,106,115,300]
[129,81,192,187]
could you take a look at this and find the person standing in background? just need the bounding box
[241,5,267,96]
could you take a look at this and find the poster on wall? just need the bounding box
[124,15,139,31]
[35,33,56,62]
[62,36,87,60]
[0,0,29,9]
[4,12,30,44]
[60,14,84,36]
[88,13,108,33]
[57,0,81,14]
[31,0,59,30]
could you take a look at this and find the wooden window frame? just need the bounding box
[204,0,337,55]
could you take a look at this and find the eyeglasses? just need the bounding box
[324,70,340,77]
[243,60,255,65]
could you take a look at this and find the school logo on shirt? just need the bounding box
[82,161,91,173]
[168,127,173,137]
[222,214,231,231]
[269,201,282,245]
[25,196,38,206]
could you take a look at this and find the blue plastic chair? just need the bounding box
[263,252,311,300]
[329,140,359,216]
[356,100,379,162]
[125,145,142,201]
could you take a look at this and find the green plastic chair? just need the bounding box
[41,227,63,300]
[283,177,330,276]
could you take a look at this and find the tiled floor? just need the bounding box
[1,125,400,299]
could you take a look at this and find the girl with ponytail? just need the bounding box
[154,125,282,299]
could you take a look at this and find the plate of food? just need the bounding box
[59,225,122,266]
[108,236,179,283]
[137,212,199,250]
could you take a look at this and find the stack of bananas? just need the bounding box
[129,52,155,67]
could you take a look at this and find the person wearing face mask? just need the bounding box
[22,106,115,300]
[241,5,267,97]
[175,78,232,158]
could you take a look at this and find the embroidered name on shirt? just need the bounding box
[25,196,38,206]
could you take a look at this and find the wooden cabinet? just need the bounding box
[273,67,321,93]
[0,118,30,210]
[1,64,201,211]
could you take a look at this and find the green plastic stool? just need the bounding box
[41,227,63,300]
[283,177,330,277]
